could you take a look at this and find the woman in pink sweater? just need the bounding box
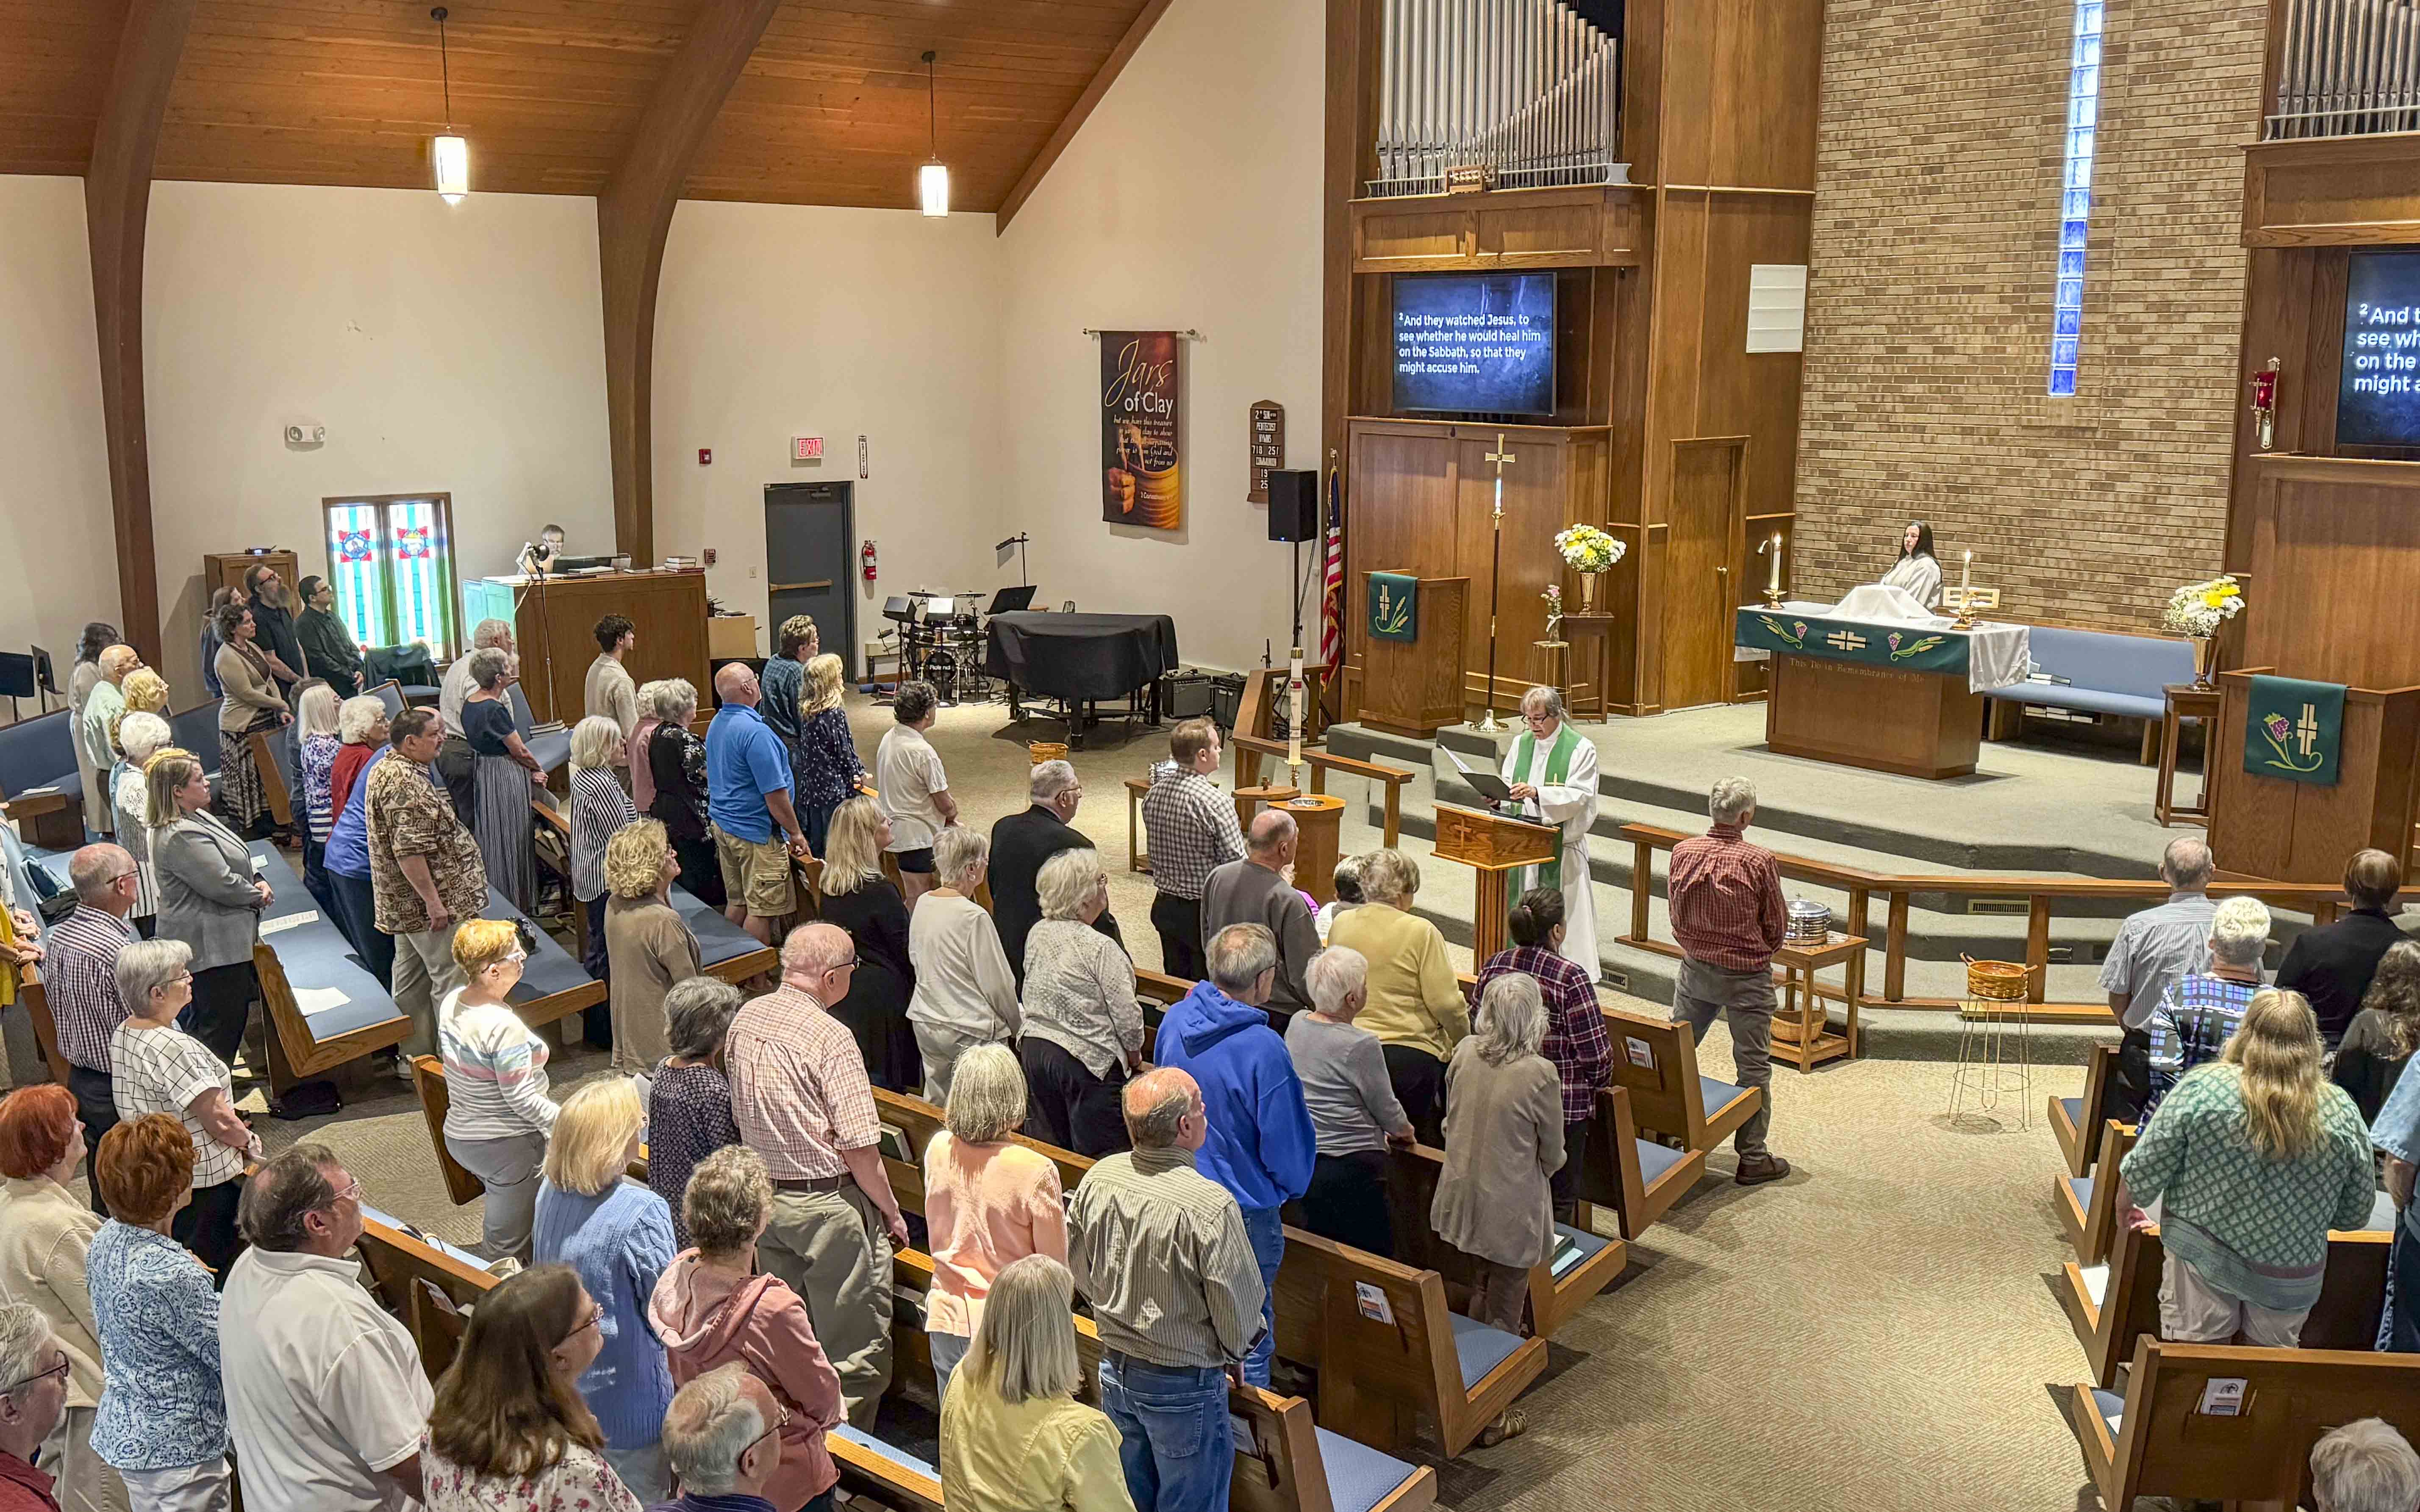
[919,1044,1068,1402]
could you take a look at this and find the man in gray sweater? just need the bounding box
[1200,809,1320,1017]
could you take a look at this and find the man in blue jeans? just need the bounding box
[1149,924,1315,1386]
[1069,1069,1266,1512]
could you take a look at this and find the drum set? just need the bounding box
[882,586,1036,704]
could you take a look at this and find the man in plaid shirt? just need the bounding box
[1665,776,1791,1185]
[39,843,142,1212]
[1140,718,1246,980]
[2141,894,2272,1125]
[1474,886,1611,1223]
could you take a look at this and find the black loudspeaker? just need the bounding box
[1267,470,1319,542]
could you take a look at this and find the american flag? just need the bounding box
[1318,462,1345,668]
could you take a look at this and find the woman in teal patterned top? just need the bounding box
[2120,990,2378,1347]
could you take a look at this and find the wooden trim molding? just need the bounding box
[597,0,783,568]
[85,0,197,664]
[994,0,1177,234]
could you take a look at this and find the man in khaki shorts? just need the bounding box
[704,662,811,943]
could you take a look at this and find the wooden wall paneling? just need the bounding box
[2243,135,2420,246]
[2244,455,2420,688]
[596,0,783,568]
[1640,189,1710,513]
[1698,192,1814,520]
[1702,0,1825,192]
[1607,254,1655,712]
[1324,0,1382,714]
[1454,428,1576,709]
[993,0,1175,233]
[1343,422,1457,696]
[1659,437,1746,710]
[1619,0,1668,186]
[86,0,196,665]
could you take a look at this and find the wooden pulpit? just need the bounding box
[1432,802,1559,961]
[1357,574,1468,737]
[2207,667,2420,883]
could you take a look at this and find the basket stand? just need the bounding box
[1948,958,2035,1130]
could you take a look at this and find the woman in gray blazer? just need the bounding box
[147,748,272,1066]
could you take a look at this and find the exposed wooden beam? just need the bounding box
[598,0,783,566]
[993,0,1175,235]
[86,0,197,665]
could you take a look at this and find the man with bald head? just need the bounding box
[77,645,141,835]
[724,923,911,1426]
[1200,808,1319,1016]
[1070,1066,1264,1512]
[705,662,812,943]
[2102,835,2220,1121]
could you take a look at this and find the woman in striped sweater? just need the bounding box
[571,716,639,980]
[439,918,561,1263]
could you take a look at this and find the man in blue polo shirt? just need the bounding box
[705,662,811,943]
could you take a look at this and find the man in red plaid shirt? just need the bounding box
[1666,776,1791,1185]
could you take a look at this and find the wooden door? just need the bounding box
[1659,438,1745,710]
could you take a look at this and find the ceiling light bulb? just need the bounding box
[434,134,469,203]
[919,160,950,218]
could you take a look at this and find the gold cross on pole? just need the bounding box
[1485,434,1516,525]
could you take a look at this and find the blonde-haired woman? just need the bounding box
[570,715,638,978]
[2120,989,2378,1347]
[939,1254,1133,1512]
[1326,847,1471,1144]
[111,714,171,931]
[816,796,919,1090]
[921,1044,1066,1401]
[1431,972,1564,1340]
[794,652,865,858]
[147,747,272,1064]
[535,1076,677,1501]
[440,917,559,1262]
[294,681,346,922]
[602,820,701,1076]
[908,827,1019,1103]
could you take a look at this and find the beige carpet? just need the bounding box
[219,693,2109,1511]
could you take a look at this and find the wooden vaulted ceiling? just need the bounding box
[0,0,1158,213]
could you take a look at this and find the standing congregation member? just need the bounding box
[220,1145,433,1512]
[2334,939,2420,1122]
[2141,894,2272,1124]
[1880,521,1944,608]
[78,646,139,837]
[109,940,256,1279]
[793,654,864,859]
[648,1147,845,1512]
[602,821,702,1077]
[324,698,397,994]
[572,715,639,975]
[706,664,810,945]
[906,827,1020,1103]
[1476,888,1612,1224]
[419,1266,643,1512]
[293,576,366,698]
[441,619,517,825]
[990,760,1119,983]
[1199,809,1318,1016]
[628,680,666,814]
[2365,983,2420,1351]
[0,1304,69,1512]
[1068,1069,1264,1512]
[940,1255,1134,1512]
[533,1080,676,1502]
[646,679,724,910]
[1150,925,1313,1387]
[1498,686,1601,975]
[69,623,120,833]
[108,716,169,936]
[0,1088,125,1512]
[2311,1419,2420,1512]
[196,594,232,700]
[147,749,270,1066]
[368,708,488,1068]
[1019,847,1144,1157]
[723,924,912,1427]
[39,845,142,1210]
[1432,974,1565,1371]
[875,681,955,908]
[1326,849,1467,1144]
[440,918,560,1263]
[654,1365,800,1512]
[919,1046,1067,1401]
[1313,855,1364,944]
[758,617,817,759]
[211,604,290,837]
[2120,992,2376,1347]
[586,616,640,740]
[2102,836,2219,1123]
[1665,777,1790,1186]
[1285,946,1414,1257]
[241,565,308,696]
[2278,847,2410,1049]
[88,1115,230,1512]
[1138,719,1243,981]
[813,799,920,1092]
[295,683,344,921]
[462,649,545,914]
[647,978,745,1250]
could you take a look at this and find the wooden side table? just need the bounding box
[2154,682,2222,827]
[1124,777,1152,873]
[1768,931,1868,1071]
[1233,784,1299,835]
[1562,612,1617,721]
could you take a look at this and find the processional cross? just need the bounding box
[1477,433,1516,733]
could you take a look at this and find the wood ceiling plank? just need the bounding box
[994,0,1171,232]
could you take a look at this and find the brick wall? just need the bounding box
[1792,0,2266,631]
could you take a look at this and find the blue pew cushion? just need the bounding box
[1315,1426,1421,1512]
[1635,1137,1692,1186]
[830,1423,938,1482]
[2365,1188,2396,1233]
[1993,626,2193,721]
[525,731,571,774]
[1446,1310,1524,1392]
[1549,1221,1614,1279]
[2058,1097,2084,1126]
[2068,1175,2093,1209]
[2091,1387,2124,1438]
[1700,1075,1750,1119]
[0,709,78,794]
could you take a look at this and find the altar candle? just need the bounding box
[1960,550,1973,596]
[1768,533,1784,597]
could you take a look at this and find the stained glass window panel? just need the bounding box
[325,504,388,647]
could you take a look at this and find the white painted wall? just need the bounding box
[995,0,1327,673]
[649,200,1004,664]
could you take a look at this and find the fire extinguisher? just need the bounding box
[861,540,878,583]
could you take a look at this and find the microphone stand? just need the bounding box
[995,533,1031,587]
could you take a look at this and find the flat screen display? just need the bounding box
[1391,272,1557,416]
[2338,249,2420,450]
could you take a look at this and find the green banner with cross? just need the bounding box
[1732,608,1970,678]
[2242,674,2344,787]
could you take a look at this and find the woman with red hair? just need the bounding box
[0,1084,126,1512]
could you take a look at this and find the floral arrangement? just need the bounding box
[2159,574,2245,639]
[1554,524,1625,574]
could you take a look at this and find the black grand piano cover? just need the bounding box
[983,613,1180,703]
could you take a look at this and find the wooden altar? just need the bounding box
[1766,655,1983,780]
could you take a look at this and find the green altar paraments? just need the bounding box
[1733,609,1968,678]
[1369,572,1419,642]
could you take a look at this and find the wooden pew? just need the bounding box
[2048,1041,2119,1177]
[1599,1000,1761,1156]
[2073,1338,2420,1510]
[1576,1083,1706,1240]
[1377,1133,1628,1340]
[2056,1120,2135,1265]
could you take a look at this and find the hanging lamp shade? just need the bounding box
[431,7,468,203]
[918,50,948,217]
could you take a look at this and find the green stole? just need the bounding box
[1510,723,1581,906]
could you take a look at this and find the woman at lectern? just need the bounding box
[1880,521,1943,608]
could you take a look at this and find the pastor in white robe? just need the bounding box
[1500,720,1599,976]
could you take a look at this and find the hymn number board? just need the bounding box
[1249,400,1285,503]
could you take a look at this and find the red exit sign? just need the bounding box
[792,435,824,462]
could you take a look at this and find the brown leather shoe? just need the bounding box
[1734,1154,1792,1186]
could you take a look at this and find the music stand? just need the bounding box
[986,585,1038,614]
[29,647,56,711]
[0,652,36,724]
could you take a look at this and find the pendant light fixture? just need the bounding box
[430,7,469,203]
[918,50,949,218]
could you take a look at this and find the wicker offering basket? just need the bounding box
[1964,957,2031,1002]
[1029,741,1069,766]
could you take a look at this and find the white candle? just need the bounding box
[1961,550,1973,595]
[1768,533,1784,596]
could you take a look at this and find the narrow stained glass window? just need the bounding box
[2048,0,2104,397]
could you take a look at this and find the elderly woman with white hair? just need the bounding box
[907,826,1021,1102]
[463,646,546,912]
[322,694,397,991]
[918,1044,1067,1401]
[1019,847,1144,1156]
[1285,945,1415,1257]
[939,1254,1132,1512]
[2312,1418,2420,1512]
[643,678,724,910]
[110,936,259,1283]
[1326,848,1470,1144]
[1498,684,1600,971]
[110,712,172,932]
[0,1302,70,1508]
[569,714,639,978]
[2140,893,2272,1125]
[1431,972,1565,1360]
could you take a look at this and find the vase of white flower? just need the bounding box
[2159,576,2245,689]
[1554,524,1623,615]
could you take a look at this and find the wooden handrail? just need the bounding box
[1230,732,1412,849]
